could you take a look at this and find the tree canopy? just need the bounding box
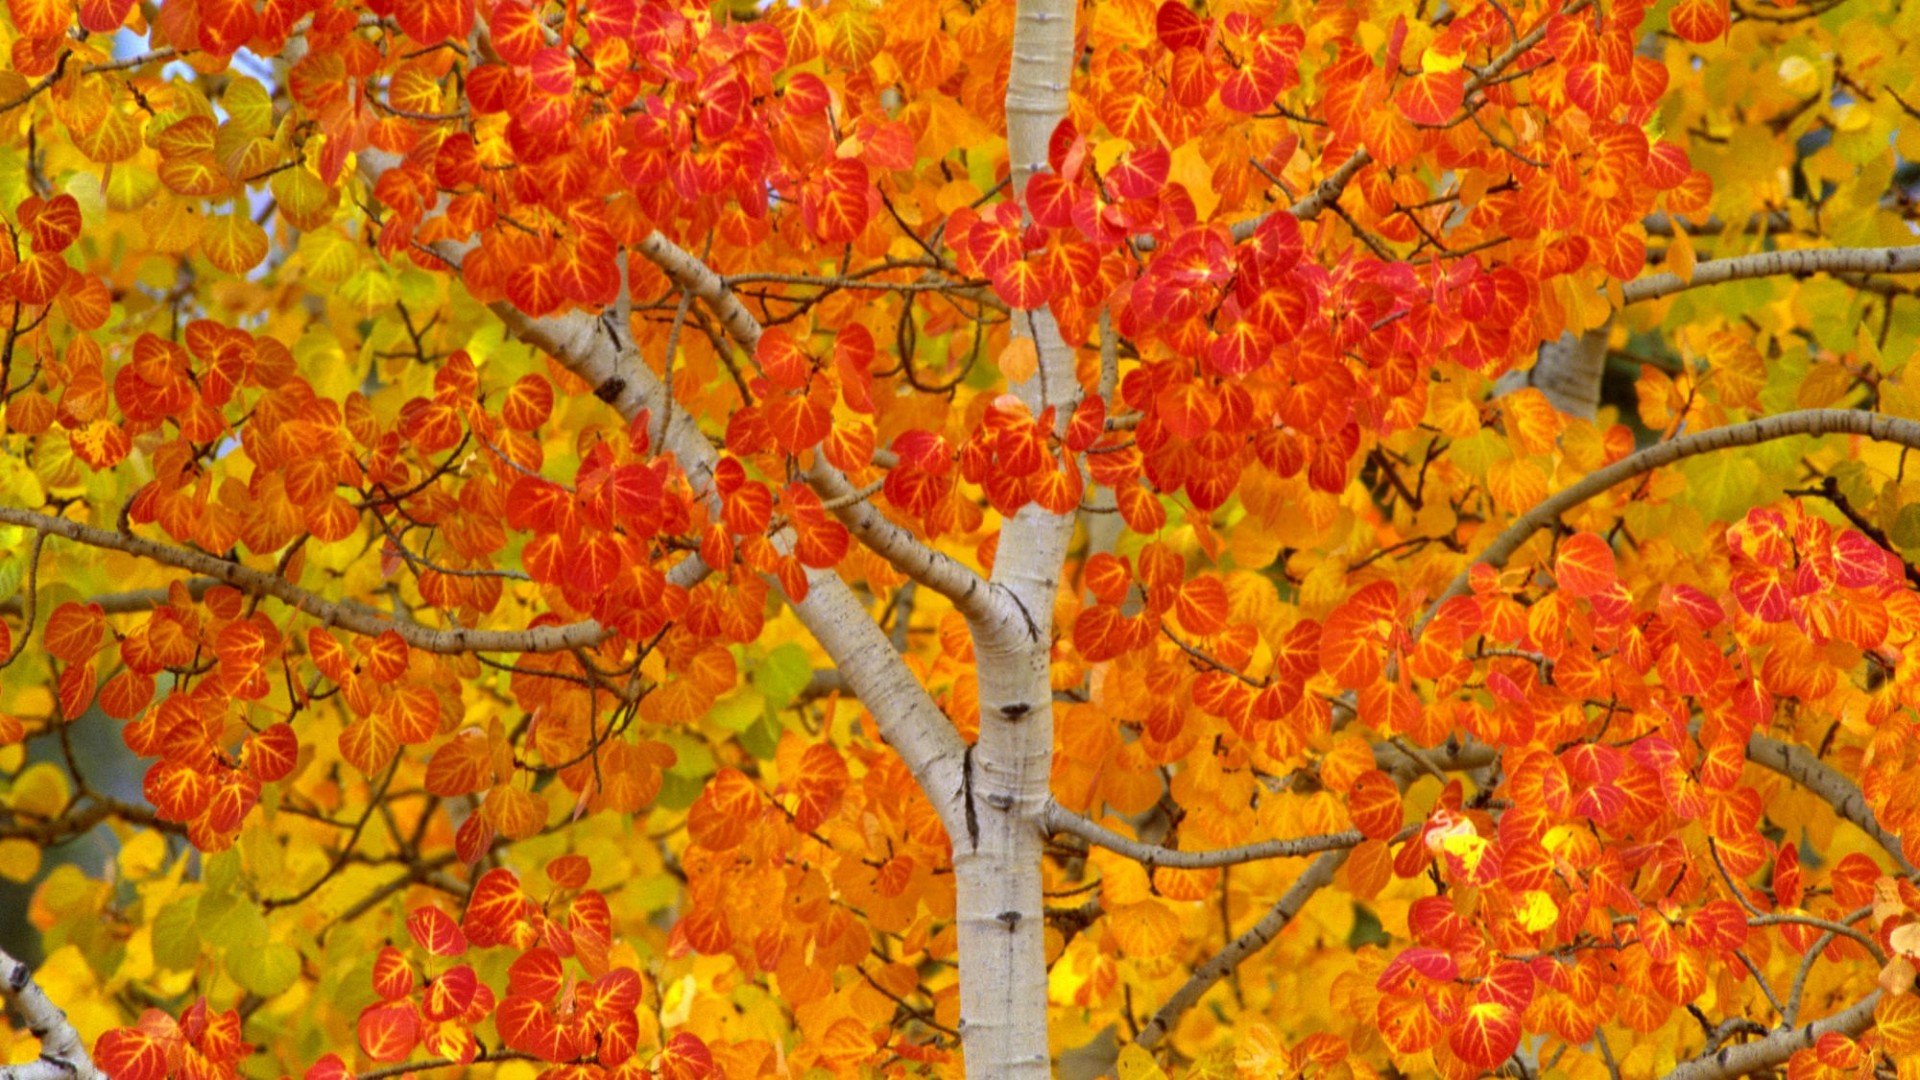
[3,0,1920,1077]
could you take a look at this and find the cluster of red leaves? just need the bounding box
[92,1000,251,1080]
[40,586,296,849]
[357,1,901,317]
[271,857,722,1080]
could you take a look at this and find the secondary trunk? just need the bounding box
[951,0,1079,1075]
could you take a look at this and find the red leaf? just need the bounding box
[372,945,415,1001]
[421,965,478,1023]
[94,1027,171,1080]
[1107,144,1169,200]
[356,1002,420,1063]
[508,947,566,1001]
[1448,1001,1520,1070]
[406,905,469,957]
[1398,70,1464,126]
[1155,1,1208,51]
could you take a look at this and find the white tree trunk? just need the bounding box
[953,0,1079,1074]
[1493,323,1611,419]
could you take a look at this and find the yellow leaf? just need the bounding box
[1421,46,1464,75]
[1778,55,1820,96]
[1091,138,1133,173]
[202,211,269,275]
[1116,1044,1169,1080]
[0,839,41,883]
[1169,143,1218,220]
[117,830,169,879]
[1667,227,1696,285]
[12,761,70,817]
[1516,890,1559,932]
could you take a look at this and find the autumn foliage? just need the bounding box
[3,0,1920,1077]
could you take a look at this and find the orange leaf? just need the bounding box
[1554,532,1616,599]
[791,743,848,833]
[1347,770,1403,841]
[44,602,105,663]
[406,905,469,957]
[688,768,761,852]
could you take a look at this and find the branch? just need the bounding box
[801,460,1000,623]
[1661,991,1880,1080]
[0,577,218,617]
[1416,410,1920,638]
[628,232,1000,621]
[1132,849,1349,1050]
[353,152,973,840]
[1042,801,1365,869]
[0,506,608,655]
[1623,246,1920,306]
[1747,733,1917,877]
[0,948,106,1080]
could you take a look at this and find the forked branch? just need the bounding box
[1132,849,1349,1050]
[627,232,1002,625]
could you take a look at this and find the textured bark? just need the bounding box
[1661,991,1880,1080]
[1493,323,1612,420]
[1746,734,1917,876]
[947,0,1081,1074]
[0,948,106,1080]
[1506,245,1920,419]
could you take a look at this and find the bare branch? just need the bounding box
[1132,848,1349,1050]
[0,506,607,655]
[0,577,218,617]
[800,460,1000,623]
[1624,246,1920,306]
[1747,733,1917,876]
[0,947,106,1080]
[1042,801,1367,869]
[1662,991,1880,1080]
[1417,410,1920,639]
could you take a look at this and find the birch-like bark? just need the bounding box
[947,1,1079,1074]
[1662,991,1880,1080]
[0,948,105,1080]
[1493,323,1612,419]
[1506,245,1920,419]
[481,249,973,840]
